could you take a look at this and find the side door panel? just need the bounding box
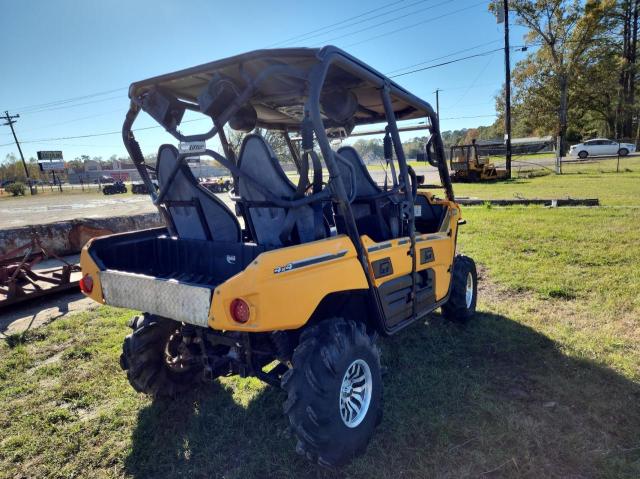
[364,197,458,330]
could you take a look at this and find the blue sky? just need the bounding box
[0,0,531,162]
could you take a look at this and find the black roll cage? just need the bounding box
[121,46,455,335]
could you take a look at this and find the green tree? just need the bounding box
[225,128,295,164]
[613,0,639,138]
[493,0,614,153]
[352,138,384,161]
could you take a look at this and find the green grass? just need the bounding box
[453,156,640,206]
[2,165,640,478]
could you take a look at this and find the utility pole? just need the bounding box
[503,0,512,179]
[2,111,34,194]
[434,88,441,118]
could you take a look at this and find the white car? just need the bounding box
[569,138,636,159]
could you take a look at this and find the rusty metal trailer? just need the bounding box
[0,236,81,308]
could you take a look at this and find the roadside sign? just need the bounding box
[38,160,65,171]
[37,151,63,160]
[37,151,65,171]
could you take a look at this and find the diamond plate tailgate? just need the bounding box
[100,270,212,327]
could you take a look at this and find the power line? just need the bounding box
[385,39,502,75]
[304,0,455,46]
[3,87,126,114]
[449,55,495,108]
[266,0,407,47]
[440,114,497,120]
[0,118,209,148]
[389,48,504,78]
[19,94,124,116]
[346,1,486,48]
[12,109,124,135]
[438,83,497,92]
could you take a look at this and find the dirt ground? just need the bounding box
[0,290,97,337]
[0,193,157,228]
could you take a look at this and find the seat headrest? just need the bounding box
[336,146,381,197]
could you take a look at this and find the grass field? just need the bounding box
[454,156,640,206]
[1,161,639,478]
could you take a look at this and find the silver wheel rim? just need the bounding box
[465,272,474,308]
[339,359,372,428]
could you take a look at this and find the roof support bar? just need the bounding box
[381,85,418,324]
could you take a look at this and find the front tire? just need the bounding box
[578,150,588,159]
[120,314,203,398]
[282,319,382,468]
[618,148,629,156]
[441,255,478,322]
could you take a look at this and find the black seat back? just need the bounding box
[335,146,399,242]
[237,134,320,248]
[336,146,382,197]
[156,144,241,242]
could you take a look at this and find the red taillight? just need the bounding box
[230,298,250,323]
[79,274,93,294]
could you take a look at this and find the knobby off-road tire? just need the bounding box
[441,254,478,322]
[120,314,202,398]
[282,318,382,468]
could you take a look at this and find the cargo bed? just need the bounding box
[87,228,265,326]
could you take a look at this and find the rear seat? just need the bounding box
[156,144,241,242]
[235,134,327,248]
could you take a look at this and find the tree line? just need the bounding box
[489,0,639,153]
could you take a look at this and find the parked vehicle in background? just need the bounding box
[132,180,159,194]
[201,176,232,193]
[102,180,127,195]
[569,139,636,159]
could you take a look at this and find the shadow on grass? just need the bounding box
[125,312,640,479]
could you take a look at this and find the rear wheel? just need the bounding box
[282,318,382,468]
[618,148,629,156]
[441,255,477,322]
[578,150,588,159]
[120,314,203,397]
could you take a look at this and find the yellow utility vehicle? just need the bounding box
[79,46,477,467]
[450,140,508,182]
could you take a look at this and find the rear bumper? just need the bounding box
[100,270,212,327]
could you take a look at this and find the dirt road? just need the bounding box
[0,193,159,228]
